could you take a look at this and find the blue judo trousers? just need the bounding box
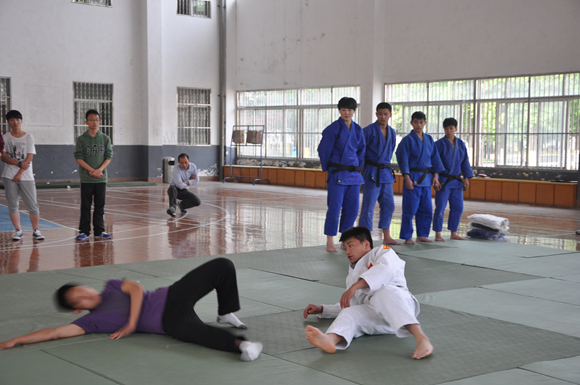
[432,136,474,232]
[395,130,444,240]
[359,122,397,231]
[318,118,365,236]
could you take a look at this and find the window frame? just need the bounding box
[73,82,114,144]
[0,77,11,136]
[386,72,580,170]
[236,86,360,161]
[177,87,212,146]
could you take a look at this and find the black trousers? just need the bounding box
[162,258,243,353]
[167,185,201,209]
[79,183,106,235]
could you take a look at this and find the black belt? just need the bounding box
[365,159,395,187]
[328,161,362,174]
[410,168,433,184]
[440,173,464,191]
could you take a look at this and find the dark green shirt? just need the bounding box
[74,131,113,183]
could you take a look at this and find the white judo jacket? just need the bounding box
[321,245,409,318]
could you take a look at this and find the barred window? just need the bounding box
[177,0,211,18]
[237,86,360,159]
[386,72,580,170]
[0,78,10,135]
[178,88,211,145]
[71,0,111,6]
[73,82,114,144]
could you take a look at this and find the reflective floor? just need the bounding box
[1,182,579,274]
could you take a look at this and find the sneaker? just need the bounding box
[178,202,187,214]
[12,230,23,241]
[167,207,176,217]
[33,229,45,241]
[95,232,112,239]
[76,233,89,241]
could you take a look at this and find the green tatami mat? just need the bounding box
[396,238,578,259]
[276,304,580,385]
[232,310,335,355]
[439,369,574,385]
[416,288,580,337]
[44,335,358,385]
[522,356,580,384]
[0,271,105,321]
[236,268,346,310]
[2,239,580,385]
[0,316,107,357]
[482,278,580,306]
[0,351,118,385]
[403,260,538,294]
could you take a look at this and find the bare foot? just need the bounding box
[416,236,433,243]
[412,337,434,359]
[304,325,336,353]
[435,236,445,242]
[383,237,403,246]
[326,236,338,252]
[404,238,415,245]
[450,233,466,240]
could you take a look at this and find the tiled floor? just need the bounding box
[0,181,579,275]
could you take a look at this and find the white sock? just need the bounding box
[217,313,248,329]
[239,341,262,362]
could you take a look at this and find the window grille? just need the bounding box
[386,72,580,170]
[177,88,211,145]
[73,82,114,143]
[0,78,10,136]
[237,86,360,160]
[71,0,112,7]
[177,0,211,18]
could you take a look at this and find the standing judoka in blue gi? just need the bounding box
[395,111,444,245]
[433,118,474,242]
[318,97,365,252]
[359,103,402,246]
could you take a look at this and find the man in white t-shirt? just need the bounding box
[1,110,44,241]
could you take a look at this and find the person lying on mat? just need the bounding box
[303,226,433,359]
[0,258,263,362]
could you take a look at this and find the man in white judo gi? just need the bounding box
[303,226,433,359]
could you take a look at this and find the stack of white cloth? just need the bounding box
[466,214,509,241]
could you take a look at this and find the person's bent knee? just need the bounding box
[211,257,235,270]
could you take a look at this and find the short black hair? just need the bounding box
[411,111,426,121]
[85,109,100,120]
[6,110,23,120]
[178,153,190,161]
[337,97,357,111]
[339,226,373,249]
[443,117,458,128]
[55,284,80,311]
[376,102,392,112]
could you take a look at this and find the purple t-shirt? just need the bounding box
[72,279,169,335]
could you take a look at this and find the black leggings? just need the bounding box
[162,258,243,353]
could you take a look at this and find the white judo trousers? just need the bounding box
[319,245,420,350]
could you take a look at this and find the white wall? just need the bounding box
[384,0,580,83]
[161,0,221,145]
[0,0,222,147]
[3,0,579,148]
[0,0,146,145]
[231,0,580,127]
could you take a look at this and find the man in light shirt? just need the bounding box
[167,153,201,217]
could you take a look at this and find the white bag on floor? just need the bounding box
[467,214,509,232]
